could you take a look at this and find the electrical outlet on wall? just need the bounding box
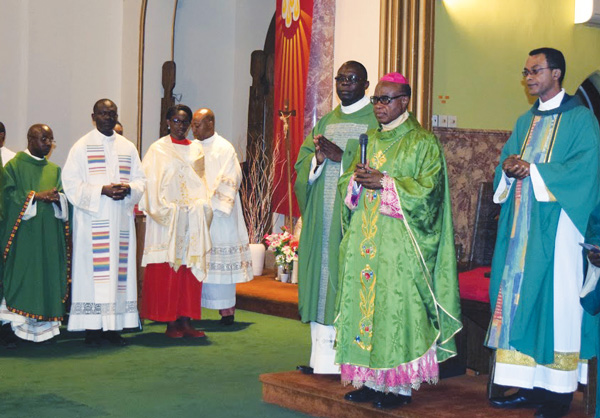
[448,115,457,128]
[432,115,439,127]
[439,115,448,127]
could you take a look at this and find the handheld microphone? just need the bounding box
[359,134,368,165]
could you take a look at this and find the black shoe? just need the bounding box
[344,386,382,403]
[373,393,412,409]
[220,315,235,326]
[489,391,543,409]
[534,402,570,418]
[1,324,18,349]
[84,330,103,347]
[296,365,314,375]
[102,331,128,346]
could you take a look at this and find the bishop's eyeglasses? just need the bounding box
[370,95,407,105]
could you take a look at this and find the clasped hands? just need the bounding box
[35,187,60,204]
[102,183,131,201]
[503,154,530,179]
[314,135,343,164]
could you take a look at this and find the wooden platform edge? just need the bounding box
[260,372,415,418]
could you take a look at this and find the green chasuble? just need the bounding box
[1,152,69,320]
[294,103,378,325]
[335,115,462,370]
[487,95,600,366]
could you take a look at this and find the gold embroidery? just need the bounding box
[354,264,376,351]
[370,150,386,170]
[217,175,237,189]
[359,190,379,259]
[214,190,235,205]
[496,349,579,371]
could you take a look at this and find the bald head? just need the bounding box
[191,108,215,141]
[27,124,54,158]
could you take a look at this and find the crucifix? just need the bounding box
[278,100,296,233]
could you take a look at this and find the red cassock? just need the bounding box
[141,263,202,322]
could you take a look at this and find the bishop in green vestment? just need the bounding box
[294,61,378,374]
[487,48,600,417]
[335,73,461,410]
[0,124,69,343]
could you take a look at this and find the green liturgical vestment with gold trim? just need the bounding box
[1,152,69,320]
[487,95,600,366]
[294,103,378,325]
[334,115,462,370]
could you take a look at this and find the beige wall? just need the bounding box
[434,0,600,130]
[333,0,381,105]
[0,0,124,166]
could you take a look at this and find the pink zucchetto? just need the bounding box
[380,72,408,84]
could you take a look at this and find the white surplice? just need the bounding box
[139,136,212,280]
[197,133,253,310]
[1,146,15,166]
[62,129,146,331]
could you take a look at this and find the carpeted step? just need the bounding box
[236,271,300,320]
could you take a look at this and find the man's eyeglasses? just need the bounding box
[522,67,553,77]
[370,95,407,105]
[335,75,364,84]
[171,118,190,126]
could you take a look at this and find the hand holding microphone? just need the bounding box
[355,134,384,189]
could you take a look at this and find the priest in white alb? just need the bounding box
[191,108,253,326]
[62,99,146,346]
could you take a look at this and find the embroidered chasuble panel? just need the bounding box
[316,122,369,323]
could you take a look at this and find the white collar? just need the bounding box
[341,95,370,114]
[96,128,115,141]
[538,88,565,111]
[197,132,217,145]
[381,111,409,131]
[25,148,44,161]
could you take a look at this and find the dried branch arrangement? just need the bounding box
[240,134,284,244]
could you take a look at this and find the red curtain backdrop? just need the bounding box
[272,0,314,217]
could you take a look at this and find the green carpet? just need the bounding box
[0,309,312,418]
